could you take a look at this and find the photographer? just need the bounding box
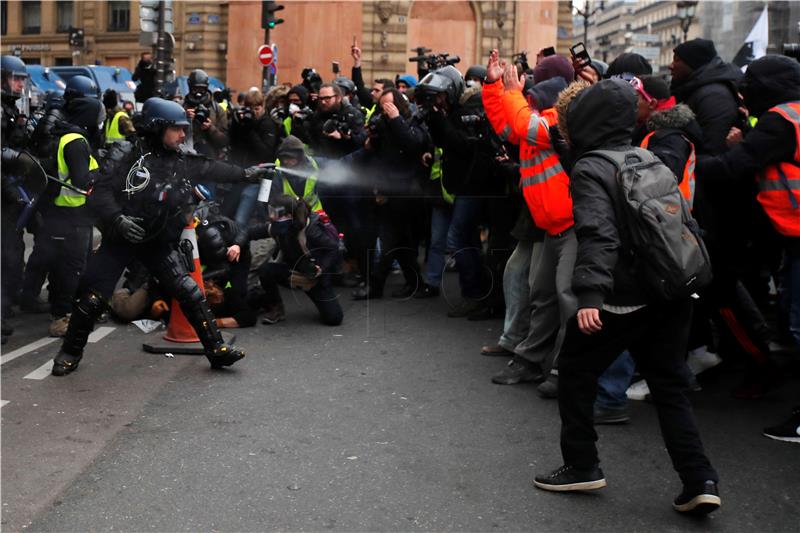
[350,88,429,300]
[281,85,313,139]
[183,69,229,159]
[227,89,279,225]
[303,83,365,160]
[132,52,155,103]
[417,65,501,317]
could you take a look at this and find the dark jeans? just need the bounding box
[558,300,718,486]
[259,261,343,326]
[370,199,422,294]
[22,223,93,317]
[447,197,484,299]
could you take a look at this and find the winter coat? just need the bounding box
[566,78,649,309]
[301,102,366,159]
[229,113,279,167]
[670,56,742,155]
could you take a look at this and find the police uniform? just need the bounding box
[51,97,269,376]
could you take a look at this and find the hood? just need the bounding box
[740,55,800,118]
[277,135,306,161]
[671,56,742,100]
[66,97,105,132]
[528,76,568,111]
[566,78,637,155]
[459,85,482,107]
[646,103,703,145]
[288,85,309,106]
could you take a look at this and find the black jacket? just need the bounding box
[351,66,374,115]
[670,57,742,155]
[640,104,703,183]
[567,78,647,309]
[229,113,279,167]
[426,86,502,197]
[249,212,342,275]
[300,102,366,159]
[90,139,247,244]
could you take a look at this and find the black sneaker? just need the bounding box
[534,464,606,492]
[491,358,543,385]
[763,408,800,444]
[673,480,721,514]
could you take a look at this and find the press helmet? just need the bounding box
[188,69,209,90]
[333,76,356,96]
[417,65,465,106]
[465,65,487,83]
[1,55,28,100]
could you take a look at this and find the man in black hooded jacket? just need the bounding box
[533,78,720,516]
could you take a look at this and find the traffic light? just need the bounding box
[262,1,285,29]
[140,0,173,33]
[68,26,84,48]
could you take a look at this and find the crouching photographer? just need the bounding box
[250,194,344,326]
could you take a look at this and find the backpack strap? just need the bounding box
[581,147,656,170]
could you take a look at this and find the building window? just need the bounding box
[55,57,73,66]
[107,1,130,32]
[22,1,41,34]
[56,1,74,33]
[1,1,7,36]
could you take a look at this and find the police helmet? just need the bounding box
[465,65,487,82]
[65,75,98,99]
[188,69,209,90]
[1,55,28,99]
[333,76,356,95]
[136,97,190,135]
[417,65,465,106]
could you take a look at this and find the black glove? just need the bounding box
[242,164,275,184]
[1,147,20,167]
[114,214,146,243]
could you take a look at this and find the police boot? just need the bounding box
[52,291,105,376]
[180,297,246,369]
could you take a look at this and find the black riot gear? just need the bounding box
[64,75,98,100]
[1,55,28,101]
[417,65,466,106]
[465,65,487,83]
[187,69,210,103]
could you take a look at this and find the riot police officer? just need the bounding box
[1,55,32,330]
[50,97,271,376]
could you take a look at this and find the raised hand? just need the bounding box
[487,49,504,83]
[502,63,524,93]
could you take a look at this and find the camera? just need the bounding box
[193,104,210,124]
[323,117,350,137]
[235,106,255,123]
[366,112,386,138]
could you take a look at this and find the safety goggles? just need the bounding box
[627,76,655,105]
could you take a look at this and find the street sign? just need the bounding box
[258,44,274,66]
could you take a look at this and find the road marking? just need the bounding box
[24,361,53,381]
[0,400,9,408]
[88,326,115,343]
[0,338,58,366]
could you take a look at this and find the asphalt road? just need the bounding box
[2,274,798,532]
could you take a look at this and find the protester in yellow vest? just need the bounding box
[19,97,103,338]
[274,135,323,213]
[102,89,135,144]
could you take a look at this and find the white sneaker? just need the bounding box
[687,346,722,376]
[626,379,650,401]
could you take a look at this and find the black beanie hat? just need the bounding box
[674,38,718,70]
[640,76,670,100]
[606,53,653,77]
[277,135,306,161]
[288,85,309,106]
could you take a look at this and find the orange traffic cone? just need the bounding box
[163,221,205,343]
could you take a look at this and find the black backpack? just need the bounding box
[583,147,712,301]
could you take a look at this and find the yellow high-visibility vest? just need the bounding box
[276,156,323,212]
[55,132,98,207]
[104,110,128,144]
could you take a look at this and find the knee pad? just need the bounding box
[75,289,107,319]
[172,274,203,304]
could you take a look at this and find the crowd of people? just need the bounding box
[2,35,799,515]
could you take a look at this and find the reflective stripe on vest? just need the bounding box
[640,130,696,209]
[364,104,377,123]
[55,133,98,207]
[757,101,800,236]
[276,156,323,212]
[429,147,454,204]
[104,110,127,144]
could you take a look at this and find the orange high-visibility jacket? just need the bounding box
[640,130,697,209]
[757,102,800,237]
[483,81,574,236]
